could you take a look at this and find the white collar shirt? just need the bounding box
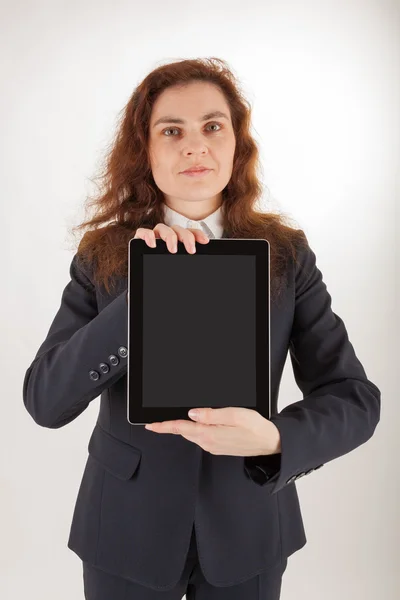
[162,203,224,239]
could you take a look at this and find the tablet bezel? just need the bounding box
[127,238,270,425]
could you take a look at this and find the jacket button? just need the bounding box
[118,346,128,358]
[314,464,324,471]
[296,472,306,479]
[89,370,100,381]
[305,468,314,475]
[99,362,110,374]
[108,354,120,367]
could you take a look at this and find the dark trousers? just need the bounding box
[82,524,288,599]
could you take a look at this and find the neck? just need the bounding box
[163,199,222,221]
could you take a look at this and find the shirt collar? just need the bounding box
[162,203,224,239]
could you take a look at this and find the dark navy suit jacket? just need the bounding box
[22,229,381,591]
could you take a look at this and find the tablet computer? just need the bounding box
[127,238,270,425]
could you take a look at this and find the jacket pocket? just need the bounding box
[88,424,142,480]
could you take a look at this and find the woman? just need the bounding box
[23,57,381,599]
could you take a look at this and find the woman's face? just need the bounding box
[148,81,236,215]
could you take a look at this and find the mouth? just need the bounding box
[181,168,212,177]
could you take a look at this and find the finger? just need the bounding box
[196,231,211,244]
[133,227,149,240]
[152,223,179,253]
[133,228,157,248]
[146,231,157,248]
[191,407,240,427]
[137,224,209,254]
[170,225,196,254]
[188,228,210,244]
[171,225,210,254]
[152,223,196,254]
[146,419,204,435]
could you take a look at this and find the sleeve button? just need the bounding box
[108,354,119,366]
[89,370,100,381]
[99,362,110,374]
[118,346,128,358]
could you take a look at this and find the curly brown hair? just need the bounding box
[68,57,307,305]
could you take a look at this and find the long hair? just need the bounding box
[68,57,307,305]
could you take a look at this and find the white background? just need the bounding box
[2,0,398,598]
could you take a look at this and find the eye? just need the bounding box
[162,122,223,136]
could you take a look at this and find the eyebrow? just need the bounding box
[152,110,230,128]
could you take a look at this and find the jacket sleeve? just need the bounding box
[244,232,381,492]
[22,253,129,429]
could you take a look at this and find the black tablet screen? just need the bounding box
[141,254,256,408]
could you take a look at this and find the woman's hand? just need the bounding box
[134,222,210,253]
[126,222,210,303]
[145,407,282,457]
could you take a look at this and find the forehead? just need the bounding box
[150,82,230,124]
